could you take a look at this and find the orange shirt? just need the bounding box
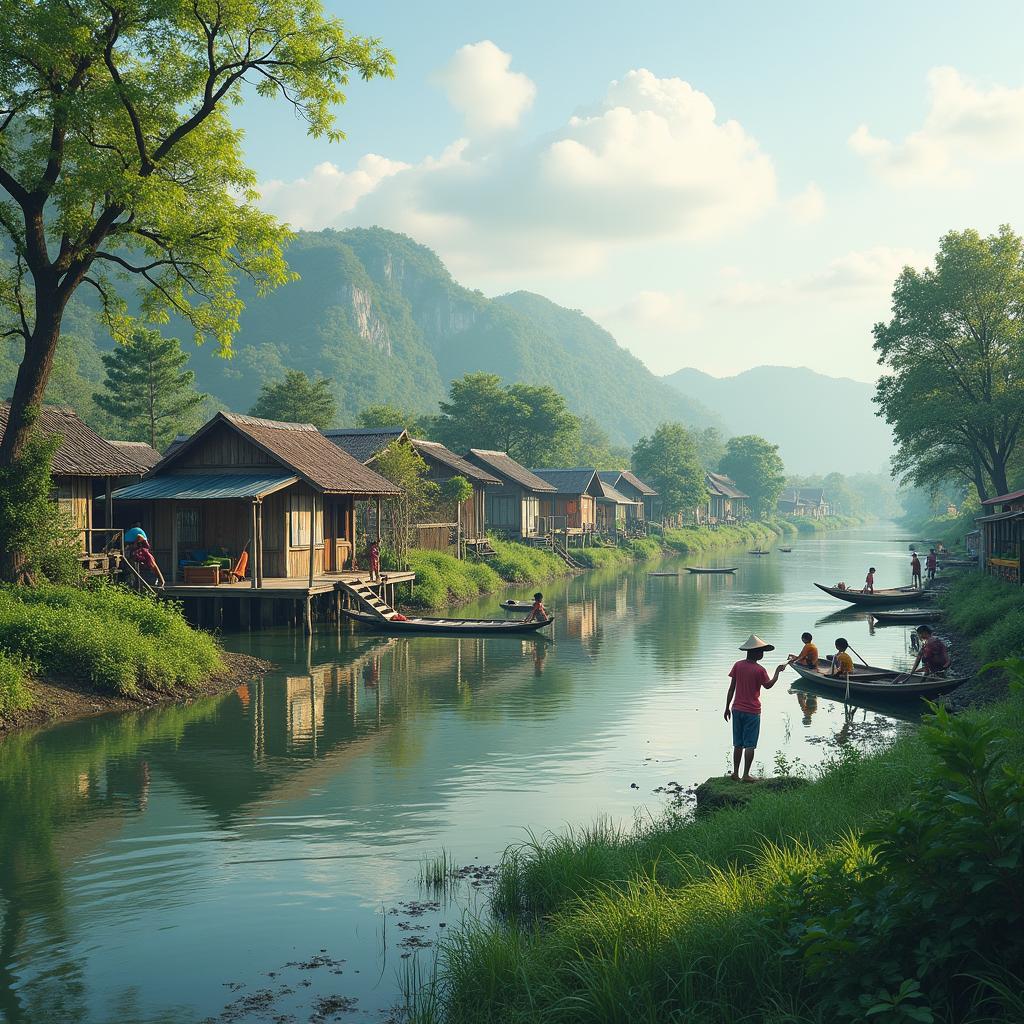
[797,642,818,666]
[833,651,854,675]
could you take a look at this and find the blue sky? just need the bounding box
[241,1,1024,381]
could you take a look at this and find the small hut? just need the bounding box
[976,489,1024,584]
[529,468,602,540]
[704,471,748,523]
[463,450,556,539]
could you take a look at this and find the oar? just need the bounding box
[847,644,871,668]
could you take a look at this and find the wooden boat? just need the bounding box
[814,582,933,606]
[499,599,537,612]
[647,571,680,577]
[749,549,770,555]
[790,659,966,698]
[684,566,737,574]
[346,609,553,634]
[871,609,944,625]
[778,546,793,553]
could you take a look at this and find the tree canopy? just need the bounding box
[249,370,336,430]
[874,226,1024,500]
[719,435,786,519]
[631,423,706,519]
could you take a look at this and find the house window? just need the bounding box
[489,495,516,526]
[289,492,324,547]
[177,507,201,545]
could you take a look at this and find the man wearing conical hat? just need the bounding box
[724,635,787,782]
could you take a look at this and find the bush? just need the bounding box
[0,583,221,697]
[941,574,1024,664]
[0,652,30,715]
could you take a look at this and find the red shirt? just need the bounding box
[911,557,921,572]
[921,637,949,673]
[729,660,769,714]
[865,572,874,587]
[926,553,937,569]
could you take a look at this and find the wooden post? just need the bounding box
[105,476,113,529]
[256,500,265,588]
[170,500,178,584]
[303,595,312,635]
[308,491,317,589]
[250,501,258,590]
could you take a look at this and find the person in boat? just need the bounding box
[910,624,950,676]
[723,635,787,783]
[828,637,854,677]
[788,631,818,668]
[926,548,938,582]
[368,538,381,582]
[911,551,922,589]
[523,592,548,623]
[863,567,876,594]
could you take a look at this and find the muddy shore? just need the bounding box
[0,651,273,736]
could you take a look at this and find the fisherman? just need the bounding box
[911,550,922,589]
[723,635,787,783]
[863,567,876,594]
[829,637,855,678]
[368,538,381,582]
[523,592,548,623]
[910,624,950,676]
[788,631,818,668]
[926,548,938,582]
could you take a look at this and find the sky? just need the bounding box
[241,1,1024,383]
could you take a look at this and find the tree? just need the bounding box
[0,0,393,577]
[373,443,438,568]
[357,404,419,431]
[434,373,580,466]
[249,370,336,430]
[874,226,1024,501]
[95,328,205,449]
[631,423,706,521]
[694,427,726,471]
[719,435,787,519]
[441,476,473,558]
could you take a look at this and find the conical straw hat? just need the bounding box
[739,634,775,652]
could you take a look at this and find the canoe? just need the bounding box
[647,571,680,577]
[814,583,934,606]
[499,600,537,612]
[749,549,770,555]
[790,659,966,698]
[345,609,553,634]
[684,566,737,574]
[778,547,793,552]
[871,609,944,625]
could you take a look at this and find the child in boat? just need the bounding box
[910,625,950,675]
[723,635,787,783]
[864,567,876,593]
[911,551,922,589]
[788,632,818,668]
[829,637,854,677]
[368,538,381,582]
[523,592,547,623]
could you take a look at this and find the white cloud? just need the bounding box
[787,182,825,224]
[599,289,700,332]
[850,67,1024,185]
[433,41,536,134]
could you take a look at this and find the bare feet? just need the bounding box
[741,776,758,783]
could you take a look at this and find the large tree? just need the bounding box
[719,434,786,519]
[874,226,1024,501]
[434,372,581,467]
[0,0,392,574]
[631,423,706,520]
[250,370,336,430]
[95,327,205,449]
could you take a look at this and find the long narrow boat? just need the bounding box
[790,659,966,698]
[749,549,770,555]
[345,608,553,634]
[647,571,680,577]
[499,600,537,613]
[684,566,737,574]
[814,582,933,606]
[871,609,944,625]
[778,546,793,553]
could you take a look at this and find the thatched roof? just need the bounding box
[412,439,500,484]
[465,450,556,492]
[109,440,162,473]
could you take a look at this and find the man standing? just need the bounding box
[911,551,922,589]
[724,635,787,783]
[926,548,938,582]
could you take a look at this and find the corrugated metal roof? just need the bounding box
[0,402,141,477]
[530,468,601,495]
[111,472,298,501]
[412,439,501,484]
[981,488,1024,506]
[323,427,407,464]
[466,450,557,492]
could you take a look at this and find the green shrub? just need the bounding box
[941,574,1024,665]
[0,652,31,716]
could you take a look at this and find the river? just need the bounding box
[0,526,927,1024]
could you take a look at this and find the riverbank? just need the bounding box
[0,583,270,735]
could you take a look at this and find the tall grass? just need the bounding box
[662,521,779,555]
[0,582,222,698]
[0,651,30,715]
[941,572,1024,664]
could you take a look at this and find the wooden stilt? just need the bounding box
[251,501,258,590]
[303,595,312,635]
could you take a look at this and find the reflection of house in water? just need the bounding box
[563,598,598,641]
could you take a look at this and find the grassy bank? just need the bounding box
[0,583,223,717]
[940,571,1024,666]
[412,682,1024,1024]
[661,520,780,555]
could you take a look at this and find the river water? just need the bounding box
[0,526,927,1024]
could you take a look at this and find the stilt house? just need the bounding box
[528,468,602,538]
[976,489,1024,584]
[464,449,556,539]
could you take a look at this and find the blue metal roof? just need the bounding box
[110,472,298,501]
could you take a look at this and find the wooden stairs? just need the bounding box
[550,538,584,570]
[338,578,397,620]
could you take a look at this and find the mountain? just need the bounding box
[663,366,893,474]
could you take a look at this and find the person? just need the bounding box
[829,637,854,677]
[788,631,818,668]
[796,691,818,726]
[911,551,922,589]
[131,535,165,588]
[926,548,938,582]
[124,524,147,545]
[368,538,381,582]
[723,634,787,783]
[910,625,950,676]
[524,592,548,623]
[864,567,876,594]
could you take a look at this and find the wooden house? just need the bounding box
[0,402,141,559]
[598,471,653,532]
[464,450,556,539]
[529,468,602,538]
[111,412,400,585]
[704,471,748,523]
[976,489,1024,585]
[595,477,643,538]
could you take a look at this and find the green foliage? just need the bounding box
[435,372,581,467]
[631,422,707,518]
[0,651,30,716]
[357,403,424,432]
[485,539,568,587]
[693,426,726,471]
[249,369,337,429]
[874,226,1024,500]
[0,583,221,697]
[720,434,787,519]
[662,521,779,555]
[941,573,1024,665]
[441,476,474,506]
[95,327,205,449]
[374,443,439,567]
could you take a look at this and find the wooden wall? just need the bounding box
[173,423,276,470]
[54,475,92,552]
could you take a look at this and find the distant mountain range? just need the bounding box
[663,366,894,474]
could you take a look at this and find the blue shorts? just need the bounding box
[731,710,761,749]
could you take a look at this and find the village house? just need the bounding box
[703,471,749,523]
[323,428,501,556]
[0,402,142,567]
[976,489,1024,585]
[600,470,660,525]
[528,468,602,541]
[778,487,831,517]
[463,449,556,539]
